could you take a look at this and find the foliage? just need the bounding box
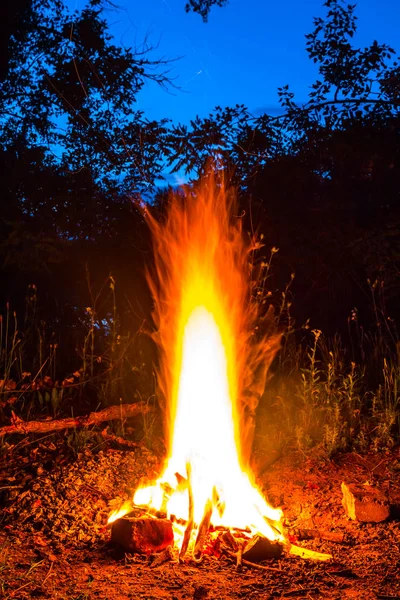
[256,316,400,458]
[1,0,171,195]
[0,0,171,295]
[0,276,154,418]
[184,0,229,22]
[168,0,400,175]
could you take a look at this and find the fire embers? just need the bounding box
[110,512,285,566]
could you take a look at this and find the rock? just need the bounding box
[341,482,390,523]
[242,534,283,562]
[111,517,174,554]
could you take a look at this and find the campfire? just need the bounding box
[109,172,330,564]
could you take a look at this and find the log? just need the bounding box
[111,516,174,554]
[179,463,194,561]
[288,544,332,561]
[341,482,390,523]
[236,540,244,571]
[0,402,151,437]
[193,499,213,561]
[220,529,239,552]
[242,534,284,562]
[291,528,344,543]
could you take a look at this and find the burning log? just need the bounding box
[193,499,213,561]
[341,482,390,523]
[242,534,284,562]
[220,529,239,552]
[236,540,244,570]
[0,402,151,437]
[179,463,194,561]
[111,517,174,554]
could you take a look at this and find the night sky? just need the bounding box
[68,0,400,125]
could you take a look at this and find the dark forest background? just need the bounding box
[1,0,399,453]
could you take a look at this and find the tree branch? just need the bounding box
[0,402,152,437]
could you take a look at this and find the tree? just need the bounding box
[184,0,229,22]
[1,0,172,239]
[164,0,400,332]
[0,0,174,371]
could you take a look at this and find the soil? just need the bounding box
[1,438,400,600]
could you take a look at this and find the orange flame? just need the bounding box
[110,171,283,543]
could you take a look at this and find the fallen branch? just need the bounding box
[0,402,151,437]
[225,550,282,572]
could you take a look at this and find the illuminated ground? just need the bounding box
[1,440,399,599]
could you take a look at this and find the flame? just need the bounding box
[110,172,283,545]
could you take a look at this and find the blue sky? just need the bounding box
[65,0,400,185]
[93,0,400,125]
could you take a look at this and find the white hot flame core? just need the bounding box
[133,307,283,542]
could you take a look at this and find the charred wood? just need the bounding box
[242,534,284,562]
[111,517,174,554]
[193,499,213,561]
[179,463,194,561]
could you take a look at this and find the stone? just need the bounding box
[341,482,390,523]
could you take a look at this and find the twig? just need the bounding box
[42,560,54,586]
[151,545,174,568]
[100,427,144,449]
[242,557,282,572]
[225,549,282,572]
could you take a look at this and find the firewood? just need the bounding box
[111,517,174,554]
[242,534,284,562]
[288,544,332,561]
[193,499,213,561]
[220,529,239,552]
[291,528,344,543]
[341,482,390,523]
[236,540,244,571]
[179,463,194,561]
[0,402,150,437]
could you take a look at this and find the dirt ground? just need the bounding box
[1,439,400,600]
